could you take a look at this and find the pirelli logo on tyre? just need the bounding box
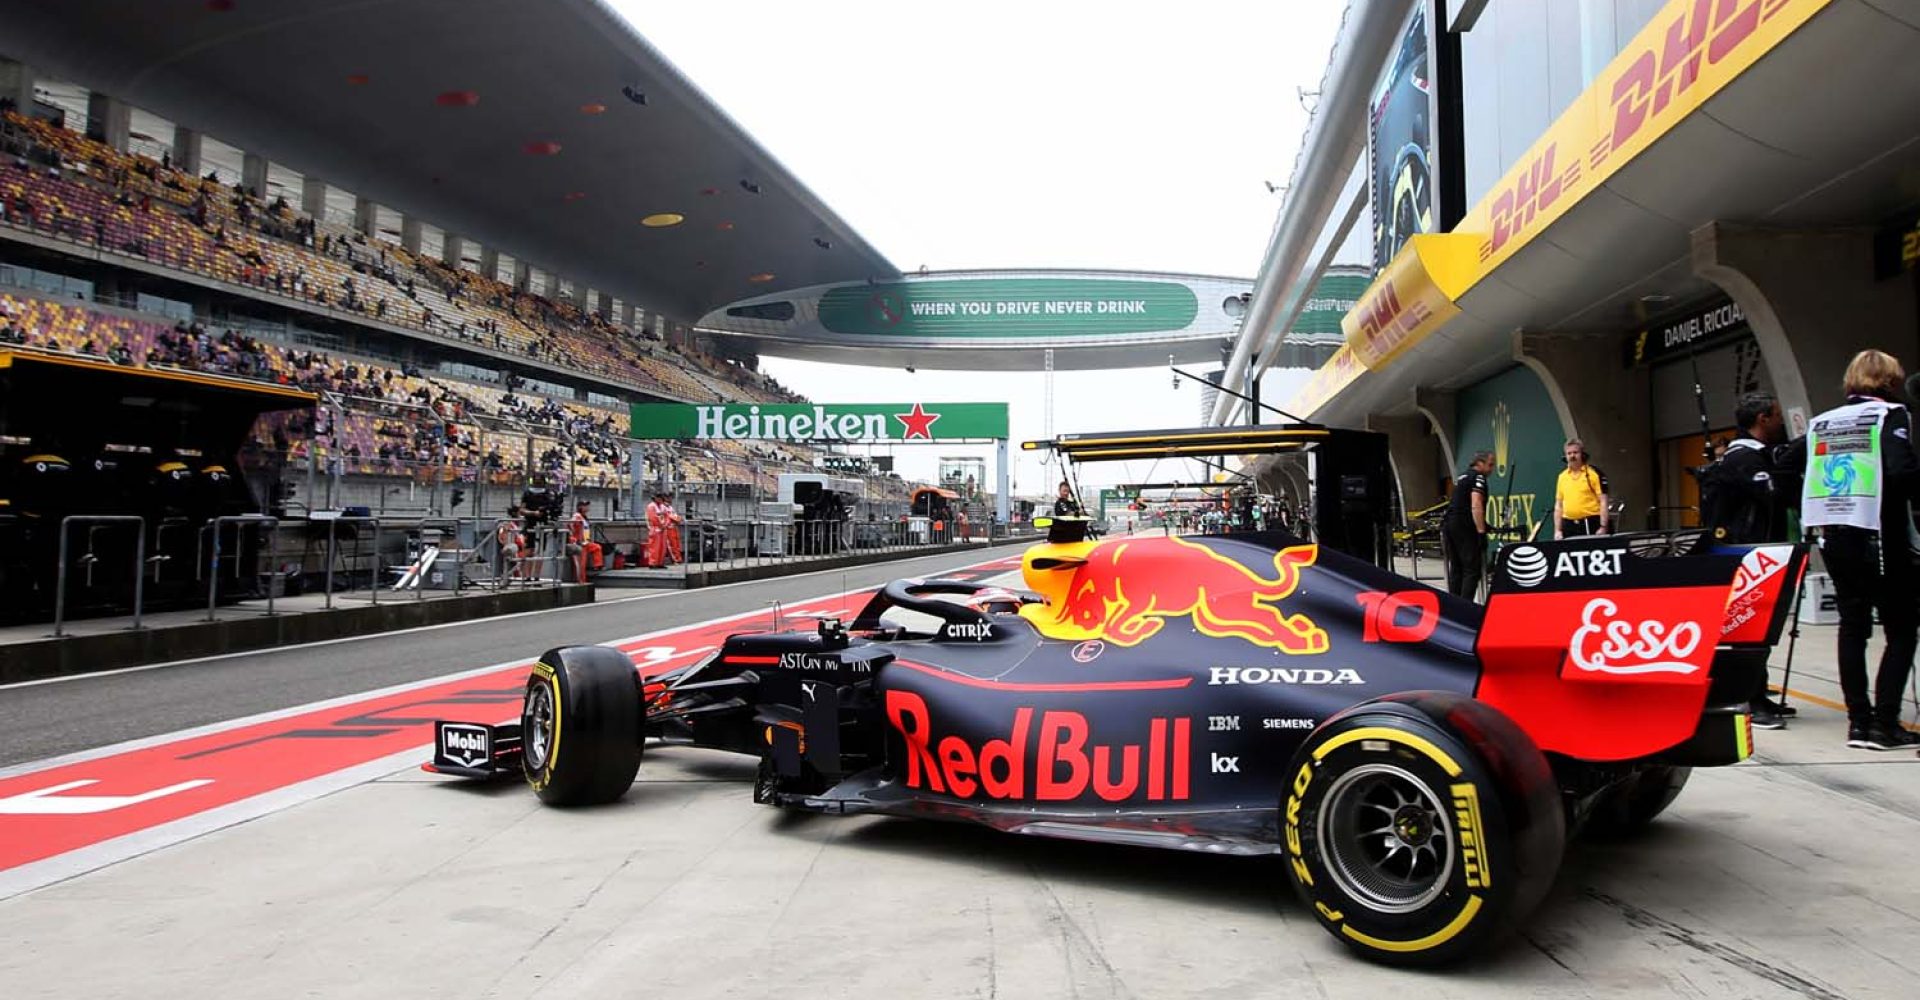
[1284,760,1315,888]
[1451,782,1490,889]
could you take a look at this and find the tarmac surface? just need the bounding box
[3,546,1918,998]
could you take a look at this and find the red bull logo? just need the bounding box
[1019,536,1328,652]
[885,690,1191,802]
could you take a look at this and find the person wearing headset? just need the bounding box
[1553,439,1610,538]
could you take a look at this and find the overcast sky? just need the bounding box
[621,1,1353,494]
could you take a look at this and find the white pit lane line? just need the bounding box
[0,554,1023,899]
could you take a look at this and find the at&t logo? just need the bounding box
[1505,545,1549,587]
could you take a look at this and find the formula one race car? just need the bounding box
[427,519,1806,965]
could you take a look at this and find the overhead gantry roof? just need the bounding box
[0,0,898,322]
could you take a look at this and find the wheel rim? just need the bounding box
[1390,157,1428,251]
[523,680,555,770]
[1317,762,1455,913]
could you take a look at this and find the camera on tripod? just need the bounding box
[520,487,564,526]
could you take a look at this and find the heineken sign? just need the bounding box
[629,402,1010,442]
[816,278,1199,338]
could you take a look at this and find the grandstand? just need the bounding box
[0,102,921,513]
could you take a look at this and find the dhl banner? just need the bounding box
[1287,342,1366,420]
[1461,0,1831,276]
[1305,0,1834,397]
[1342,233,1480,370]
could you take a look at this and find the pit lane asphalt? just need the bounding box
[0,548,1013,768]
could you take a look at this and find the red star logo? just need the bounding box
[894,403,940,440]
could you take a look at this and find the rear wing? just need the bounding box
[1472,532,1808,763]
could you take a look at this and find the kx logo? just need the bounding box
[1210,753,1240,774]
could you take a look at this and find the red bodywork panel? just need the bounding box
[1474,585,1726,761]
[1471,539,1804,762]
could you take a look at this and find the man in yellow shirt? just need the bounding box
[1554,439,1610,538]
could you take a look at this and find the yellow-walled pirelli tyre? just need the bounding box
[1282,693,1565,967]
[522,645,643,806]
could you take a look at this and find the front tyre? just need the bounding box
[1282,695,1564,966]
[523,645,643,806]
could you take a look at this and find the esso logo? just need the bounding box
[1506,545,1549,587]
[1567,598,1702,676]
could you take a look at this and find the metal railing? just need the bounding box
[29,510,1036,632]
[207,515,280,621]
[597,515,1025,578]
[51,516,147,637]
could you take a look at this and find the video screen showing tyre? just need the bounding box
[1370,4,1433,272]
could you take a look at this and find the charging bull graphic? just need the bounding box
[1018,535,1328,652]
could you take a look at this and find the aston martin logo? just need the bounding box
[1493,402,1511,477]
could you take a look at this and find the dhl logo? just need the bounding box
[1480,0,1804,263]
[1019,535,1328,652]
[1608,0,1789,162]
[1353,283,1434,356]
[1486,143,1575,258]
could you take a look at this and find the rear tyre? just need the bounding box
[1282,694,1564,966]
[522,645,643,806]
[1584,766,1691,838]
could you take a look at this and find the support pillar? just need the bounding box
[1368,412,1443,514]
[629,441,646,518]
[478,246,499,280]
[170,126,202,174]
[442,233,465,268]
[1693,222,1917,424]
[1413,387,1458,474]
[511,259,531,293]
[597,294,615,321]
[571,282,590,310]
[300,175,327,218]
[400,216,423,255]
[241,151,269,198]
[85,92,130,152]
[352,194,377,237]
[0,59,35,113]
[994,438,1011,526]
[619,300,637,331]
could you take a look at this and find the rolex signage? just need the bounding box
[629,402,1010,443]
[1454,365,1564,539]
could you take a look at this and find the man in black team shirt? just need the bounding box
[1442,450,1494,600]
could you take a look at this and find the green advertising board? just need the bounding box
[629,402,1010,443]
[816,278,1199,338]
[1291,270,1371,337]
[1454,365,1565,539]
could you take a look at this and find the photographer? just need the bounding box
[1699,391,1796,728]
[1802,350,1920,751]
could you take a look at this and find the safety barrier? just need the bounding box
[33,511,1039,630]
[610,516,1029,577]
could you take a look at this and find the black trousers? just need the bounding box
[1559,515,1603,537]
[1442,522,1484,601]
[1819,526,1917,728]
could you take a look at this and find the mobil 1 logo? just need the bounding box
[438,722,491,770]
